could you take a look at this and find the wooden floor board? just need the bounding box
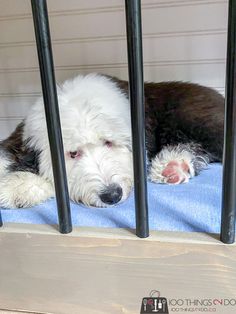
[0,311,47,314]
[0,224,236,314]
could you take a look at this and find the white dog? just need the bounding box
[0,73,224,208]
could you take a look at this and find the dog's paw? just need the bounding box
[0,172,54,208]
[161,160,191,184]
[148,144,198,185]
[149,159,194,184]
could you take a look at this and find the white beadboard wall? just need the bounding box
[0,0,228,139]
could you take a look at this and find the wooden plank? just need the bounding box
[0,224,235,314]
[0,34,227,70]
[0,96,37,118]
[0,0,226,18]
[0,119,22,139]
[0,311,47,314]
[0,223,226,245]
[0,2,227,45]
[0,63,226,94]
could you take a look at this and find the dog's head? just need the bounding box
[62,104,133,207]
[26,74,134,207]
[62,75,133,207]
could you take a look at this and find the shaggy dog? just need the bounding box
[0,73,224,208]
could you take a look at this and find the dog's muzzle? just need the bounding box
[99,183,123,205]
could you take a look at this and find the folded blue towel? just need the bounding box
[1,163,223,233]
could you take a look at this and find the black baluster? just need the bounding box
[31,0,72,234]
[221,0,236,244]
[125,0,149,238]
[0,211,2,227]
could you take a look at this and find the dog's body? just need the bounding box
[0,74,224,208]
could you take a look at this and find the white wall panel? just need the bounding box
[0,0,228,138]
[0,63,225,93]
[0,33,227,69]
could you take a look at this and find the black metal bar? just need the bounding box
[31,0,72,234]
[125,0,149,238]
[220,0,236,244]
[0,210,2,227]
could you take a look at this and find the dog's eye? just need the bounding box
[104,140,113,148]
[69,150,83,159]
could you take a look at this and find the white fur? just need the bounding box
[23,73,133,207]
[0,152,10,176]
[0,172,54,208]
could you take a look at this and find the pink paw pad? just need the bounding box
[161,160,190,184]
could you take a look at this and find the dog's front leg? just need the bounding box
[0,172,54,208]
[148,143,210,184]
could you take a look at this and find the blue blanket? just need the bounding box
[1,164,223,233]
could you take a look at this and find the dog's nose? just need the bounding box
[99,184,123,205]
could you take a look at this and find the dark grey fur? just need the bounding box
[0,122,40,174]
[111,77,224,171]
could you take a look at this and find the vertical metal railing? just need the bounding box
[221,0,236,244]
[0,211,2,228]
[31,0,72,234]
[125,0,149,238]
